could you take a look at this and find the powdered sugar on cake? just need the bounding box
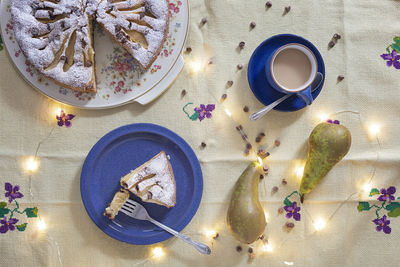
[96,0,169,69]
[121,151,176,208]
[11,0,96,92]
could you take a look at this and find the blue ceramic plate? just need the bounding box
[81,123,203,245]
[248,34,325,112]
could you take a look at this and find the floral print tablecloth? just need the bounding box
[1,0,400,266]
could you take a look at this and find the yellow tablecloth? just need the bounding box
[1,0,400,266]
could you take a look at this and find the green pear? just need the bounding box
[227,162,266,244]
[300,122,351,202]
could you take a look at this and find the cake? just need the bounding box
[121,151,176,208]
[104,188,130,220]
[10,0,169,93]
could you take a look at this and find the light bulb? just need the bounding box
[188,59,203,73]
[295,166,304,178]
[318,113,329,122]
[362,182,372,193]
[262,243,273,252]
[205,229,217,238]
[24,157,39,172]
[368,123,381,136]
[257,156,263,166]
[313,218,326,231]
[152,247,165,258]
[37,219,46,231]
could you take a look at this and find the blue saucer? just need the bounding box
[81,123,203,245]
[247,34,325,112]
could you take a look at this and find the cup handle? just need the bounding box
[296,86,313,105]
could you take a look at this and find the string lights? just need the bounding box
[24,156,40,173]
[205,229,218,239]
[152,247,165,258]
[295,166,304,179]
[262,242,274,252]
[368,123,381,136]
[37,219,47,231]
[313,218,327,231]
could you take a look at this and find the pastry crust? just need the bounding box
[104,188,130,220]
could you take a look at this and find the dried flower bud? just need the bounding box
[201,142,206,148]
[221,93,227,100]
[328,40,335,48]
[278,207,284,214]
[271,186,279,194]
[255,137,261,143]
[259,174,264,180]
[239,41,245,49]
[181,89,187,97]
[282,178,287,185]
[266,1,272,8]
[285,222,295,229]
[237,64,243,70]
[285,6,291,13]
[248,248,253,254]
[244,148,250,155]
[274,139,280,146]
[333,33,341,40]
[337,75,344,82]
[263,165,269,173]
[236,245,242,252]
[250,21,256,29]
[185,47,192,53]
[246,143,252,149]
[201,17,207,25]
[227,80,233,87]
[243,106,249,112]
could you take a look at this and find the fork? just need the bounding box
[120,199,211,255]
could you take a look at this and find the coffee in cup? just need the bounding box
[265,43,318,105]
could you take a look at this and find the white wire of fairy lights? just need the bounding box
[24,123,63,266]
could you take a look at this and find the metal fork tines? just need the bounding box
[120,199,211,255]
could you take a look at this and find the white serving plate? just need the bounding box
[0,0,188,108]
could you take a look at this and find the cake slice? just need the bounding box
[11,0,97,92]
[121,151,176,208]
[104,188,129,219]
[96,0,169,69]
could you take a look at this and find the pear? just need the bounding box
[300,122,351,202]
[227,162,266,244]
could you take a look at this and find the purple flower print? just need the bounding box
[194,104,215,121]
[5,182,23,203]
[327,119,340,125]
[56,110,75,127]
[378,187,396,203]
[0,217,18,234]
[373,215,391,234]
[381,50,400,69]
[284,201,301,221]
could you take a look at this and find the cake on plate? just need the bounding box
[121,151,176,208]
[10,0,169,93]
[104,188,130,220]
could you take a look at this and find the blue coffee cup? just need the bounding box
[265,43,318,105]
